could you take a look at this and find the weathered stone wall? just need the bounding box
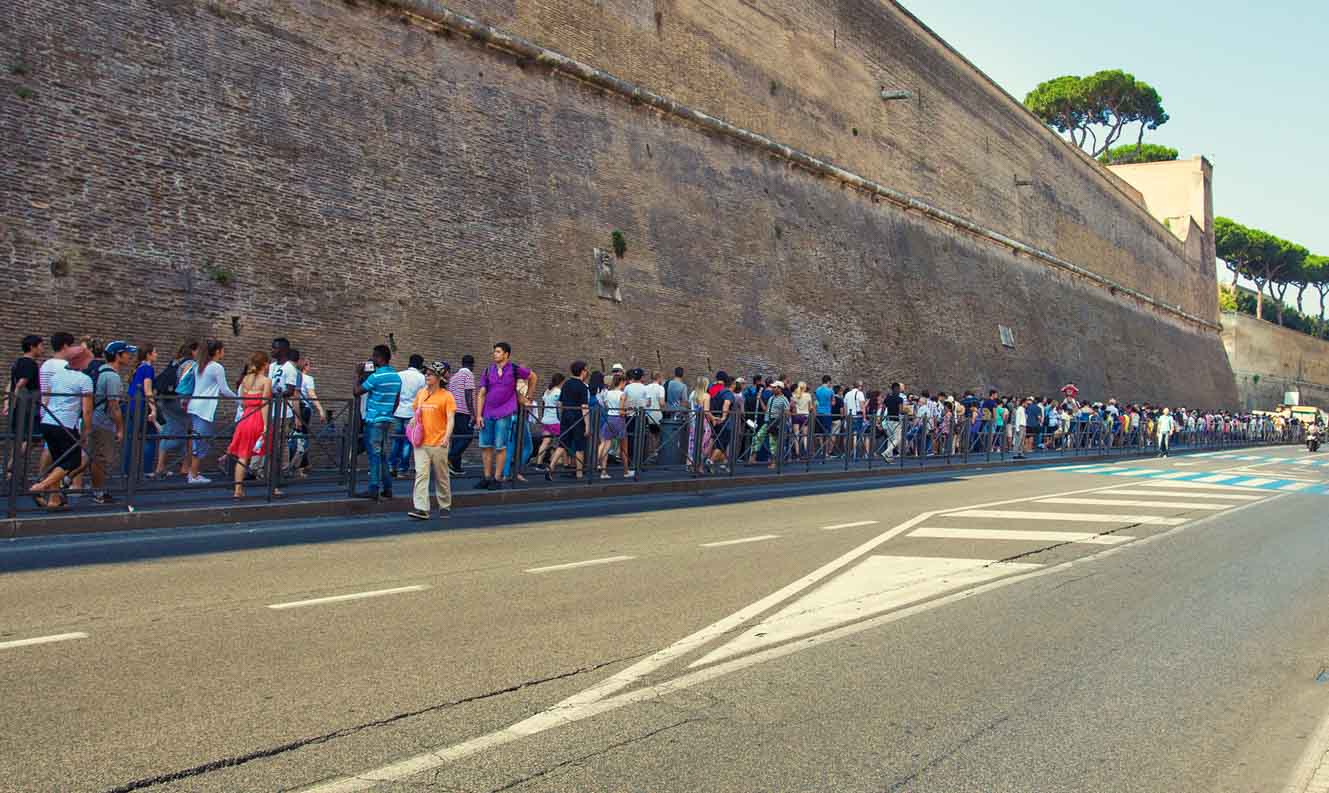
[0,0,1237,406]
[1222,312,1329,411]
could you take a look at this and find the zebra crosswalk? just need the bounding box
[1051,462,1329,493]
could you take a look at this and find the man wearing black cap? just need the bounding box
[706,371,736,472]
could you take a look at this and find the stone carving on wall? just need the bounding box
[594,248,622,302]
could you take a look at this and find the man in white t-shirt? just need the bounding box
[621,368,650,467]
[843,381,866,457]
[392,354,428,478]
[32,344,94,509]
[642,371,666,459]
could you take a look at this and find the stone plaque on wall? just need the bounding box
[594,248,622,302]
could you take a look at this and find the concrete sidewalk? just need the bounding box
[2,442,1293,539]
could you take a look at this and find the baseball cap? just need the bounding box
[105,340,137,357]
[610,362,625,372]
[771,381,785,389]
[428,360,449,376]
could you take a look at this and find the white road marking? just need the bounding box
[688,555,1041,668]
[1286,693,1329,793]
[1194,474,1238,483]
[1103,479,1257,492]
[821,520,879,531]
[524,556,636,574]
[1099,488,1265,501]
[1111,468,1167,477]
[1149,471,1195,479]
[945,509,1187,526]
[1280,482,1310,491]
[1237,478,1275,487]
[1170,462,1198,467]
[305,491,1287,793]
[268,585,430,610]
[1036,497,1227,510]
[909,527,1134,545]
[700,535,780,548]
[0,632,88,651]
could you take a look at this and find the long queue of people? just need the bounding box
[3,334,1294,518]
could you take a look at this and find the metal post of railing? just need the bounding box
[630,406,643,481]
[775,417,786,475]
[125,402,146,511]
[346,403,360,497]
[265,396,280,502]
[6,391,25,520]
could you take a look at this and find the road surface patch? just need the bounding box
[1036,497,1228,510]
[943,509,1187,526]
[908,527,1134,545]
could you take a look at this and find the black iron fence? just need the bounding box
[2,389,1304,518]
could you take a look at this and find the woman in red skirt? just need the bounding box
[228,351,276,499]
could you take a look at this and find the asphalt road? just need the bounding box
[2,449,1329,793]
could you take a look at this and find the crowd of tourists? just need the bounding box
[2,333,1294,518]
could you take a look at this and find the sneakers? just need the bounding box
[407,509,429,520]
[625,470,636,478]
[93,493,116,505]
[188,474,211,484]
[473,479,491,490]
[600,472,612,480]
[448,464,464,476]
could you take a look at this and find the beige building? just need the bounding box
[1109,156,1216,270]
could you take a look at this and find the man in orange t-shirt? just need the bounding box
[408,362,457,519]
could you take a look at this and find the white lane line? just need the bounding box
[268,585,430,610]
[909,527,1134,545]
[1104,488,1265,501]
[821,520,879,531]
[1170,462,1198,467]
[1150,471,1195,479]
[1238,478,1275,487]
[1111,469,1167,477]
[1037,497,1228,510]
[307,491,1290,793]
[1194,474,1238,483]
[945,509,1187,526]
[0,632,89,651]
[524,556,636,574]
[700,535,780,548]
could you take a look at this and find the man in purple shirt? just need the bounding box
[474,341,537,490]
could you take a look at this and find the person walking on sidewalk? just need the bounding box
[391,354,427,480]
[228,352,276,500]
[446,354,476,477]
[407,362,456,520]
[186,340,236,484]
[354,345,402,501]
[1155,406,1176,458]
[152,342,197,480]
[473,342,536,491]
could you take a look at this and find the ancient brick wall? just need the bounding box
[0,0,1237,407]
[1222,313,1329,412]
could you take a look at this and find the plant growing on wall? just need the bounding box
[1024,70,1169,158]
[201,262,236,286]
[1098,143,1178,165]
[611,230,627,258]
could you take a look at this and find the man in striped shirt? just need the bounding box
[446,354,476,476]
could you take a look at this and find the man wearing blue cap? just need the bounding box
[89,340,136,504]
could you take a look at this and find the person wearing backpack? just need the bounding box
[152,341,198,479]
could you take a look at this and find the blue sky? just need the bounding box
[899,0,1328,313]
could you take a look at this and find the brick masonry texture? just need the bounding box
[1222,312,1329,411]
[0,0,1238,407]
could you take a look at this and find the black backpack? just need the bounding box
[84,361,111,410]
[157,359,181,396]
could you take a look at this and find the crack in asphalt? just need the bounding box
[986,522,1145,566]
[482,718,699,792]
[96,652,648,793]
[881,714,1011,793]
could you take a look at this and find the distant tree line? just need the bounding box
[1217,216,1329,337]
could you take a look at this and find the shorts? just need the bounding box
[542,423,561,437]
[815,416,832,435]
[190,415,214,457]
[792,414,809,427]
[602,417,626,441]
[90,427,117,472]
[852,417,865,435]
[560,431,587,454]
[40,423,82,470]
[478,413,515,449]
